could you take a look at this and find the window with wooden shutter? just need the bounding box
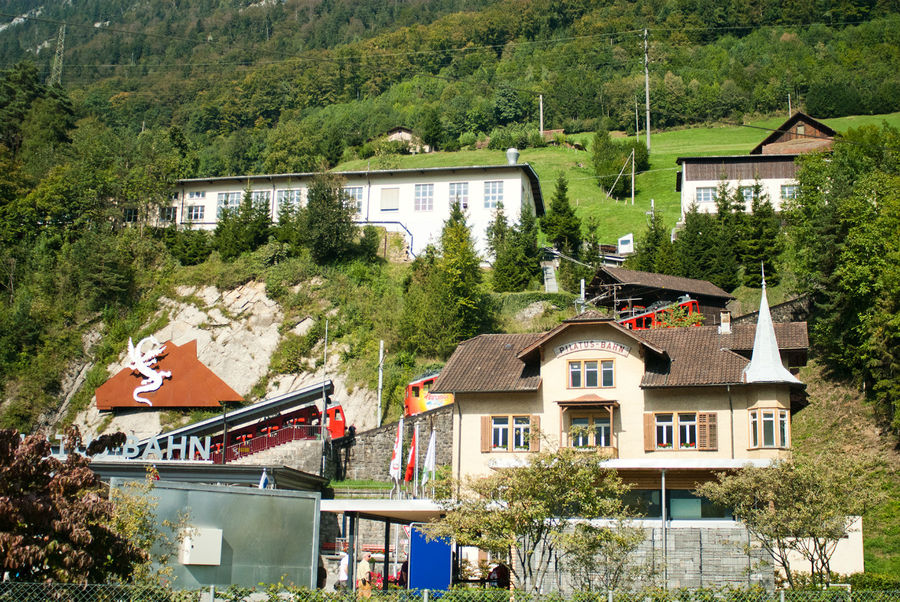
[480,416,491,453]
[643,413,655,451]
[530,415,541,452]
[697,412,718,450]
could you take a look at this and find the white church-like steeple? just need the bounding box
[743,272,802,384]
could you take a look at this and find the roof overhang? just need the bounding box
[486,456,775,471]
[675,154,801,165]
[90,460,327,491]
[556,395,619,409]
[517,319,666,362]
[320,499,444,523]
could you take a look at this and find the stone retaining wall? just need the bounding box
[332,405,454,483]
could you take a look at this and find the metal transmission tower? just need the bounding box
[50,25,65,86]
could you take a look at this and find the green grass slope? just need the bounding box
[338,112,900,244]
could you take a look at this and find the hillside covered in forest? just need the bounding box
[1,0,899,574]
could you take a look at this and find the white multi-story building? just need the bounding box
[162,156,544,259]
[675,112,835,220]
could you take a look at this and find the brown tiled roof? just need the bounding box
[432,323,808,393]
[431,333,544,393]
[594,267,734,300]
[517,316,665,360]
[638,323,808,387]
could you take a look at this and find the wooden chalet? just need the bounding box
[586,266,734,325]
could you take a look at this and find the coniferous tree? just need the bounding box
[213,187,271,260]
[674,203,717,281]
[517,205,542,278]
[541,173,581,254]
[628,208,675,274]
[705,180,741,290]
[303,171,357,263]
[486,202,510,263]
[400,201,495,357]
[592,125,626,198]
[743,183,781,287]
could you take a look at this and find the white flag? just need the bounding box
[259,468,269,489]
[389,418,404,482]
[421,429,436,489]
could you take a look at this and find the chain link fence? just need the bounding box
[0,584,897,602]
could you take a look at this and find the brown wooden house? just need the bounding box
[675,112,836,218]
[586,266,734,325]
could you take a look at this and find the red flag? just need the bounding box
[404,429,417,482]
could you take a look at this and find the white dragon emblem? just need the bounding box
[127,336,172,406]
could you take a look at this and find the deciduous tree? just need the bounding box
[696,455,879,588]
[427,446,635,593]
[0,428,145,583]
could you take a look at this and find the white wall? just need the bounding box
[166,167,538,260]
[680,177,797,220]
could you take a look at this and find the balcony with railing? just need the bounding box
[210,424,324,464]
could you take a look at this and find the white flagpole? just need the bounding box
[389,418,403,499]
[414,422,419,497]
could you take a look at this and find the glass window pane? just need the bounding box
[656,414,673,448]
[595,417,610,447]
[584,361,598,387]
[601,360,614,387]
[569,362,581,388]
[779,410,789,447]
[571,417,589,447]
[492,417,509,450]
[750,412,759,447]
[679,413,696,449]
[513,416,530,450]
[762,411,775,447]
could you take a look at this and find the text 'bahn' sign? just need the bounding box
[57,434,213,461]
[554,339,631,358]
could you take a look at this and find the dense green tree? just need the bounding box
[541,173,581,253]
[419,106,443,151]
[400,201,494,357]
[786,124,900,428]
[742,184,781,288]
[485,202,510,262]
[213,187,272,261]
[261,121,323,174]
[302,171,358,263]
[629,208,676,275]
[674,203,718,281]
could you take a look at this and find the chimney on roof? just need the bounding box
[506,148,519,165]
[718,311,731,335]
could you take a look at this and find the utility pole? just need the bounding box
[644,28,651,152]
[788,93,792,115]
[635,98,640,140]
[631,149,635,205]
[50,25,65,86]
[539,94,544,137]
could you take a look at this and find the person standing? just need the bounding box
[357,552,372,597]
[337,551,349,590]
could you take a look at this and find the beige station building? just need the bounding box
[432,285,865,578]
[433,288,808,519]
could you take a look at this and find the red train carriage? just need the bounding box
[617,295,700,330]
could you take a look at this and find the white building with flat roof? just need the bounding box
[162,161,544,259]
